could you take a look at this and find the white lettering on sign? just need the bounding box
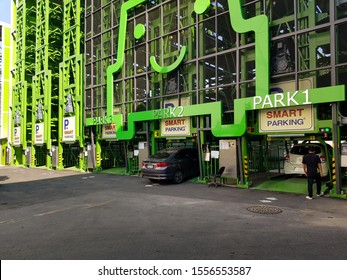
[153,106,184,119]
[93,115,112,125]
[253,89,311,109]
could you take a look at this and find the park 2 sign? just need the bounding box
[159,99,191,137]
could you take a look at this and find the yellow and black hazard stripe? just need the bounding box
[331,158,336,186]
[244,156,249,178]
[96,152,101,167]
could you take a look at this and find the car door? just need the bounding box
[188,148,200,176]
[175,149,193,177]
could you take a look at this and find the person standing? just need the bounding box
[302,146,324,200]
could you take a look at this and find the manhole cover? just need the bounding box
[246,205,283,214]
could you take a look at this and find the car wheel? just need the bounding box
[173,170,184,184]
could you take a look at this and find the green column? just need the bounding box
[12,0,36,166]
[59,0,84,170]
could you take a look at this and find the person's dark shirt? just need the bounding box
[302,153,321,176]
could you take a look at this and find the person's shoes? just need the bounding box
[316,192,324,197]
[306,196,313,200]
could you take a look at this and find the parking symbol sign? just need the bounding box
[63,116,76,142]
[14,127,21,146]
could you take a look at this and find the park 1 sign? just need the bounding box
[253,89,311,110]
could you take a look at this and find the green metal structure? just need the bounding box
[31,0,62,168]
[0,23,12,166]
[12,0,84,171]
[9,0,347,195]
[83,1,346,183]
[58,0,84,170]
[12,0,36,166]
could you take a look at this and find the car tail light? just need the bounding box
[156,162,169,167]
[142,162,146,167]
[320,155,326,163]
[285,154,290,162]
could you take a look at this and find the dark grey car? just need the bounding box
[141,147,200,184]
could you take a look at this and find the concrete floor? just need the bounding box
[1,166,347,260]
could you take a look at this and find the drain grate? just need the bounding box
[246,205,283,214]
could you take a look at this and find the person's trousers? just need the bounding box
[307,173,321,197]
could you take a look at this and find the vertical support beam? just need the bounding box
[331,104,341,194]
[31,75,37,167]
[330,0,342,194]
[58,62,64,169]
[32,0,62,168]
[59,0,84,170]
[1,25,12,165]
[12,0,36,166]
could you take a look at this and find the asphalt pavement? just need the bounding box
[0,166,346,260]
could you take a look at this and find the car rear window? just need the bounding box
[150,149,177,159]
[291,145,321,155]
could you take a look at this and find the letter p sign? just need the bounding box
[64,119,70,130]
[36,124,39,133]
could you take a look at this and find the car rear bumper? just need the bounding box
[284,163,304,174]
[141,170,174,180]
[284,162,328,176]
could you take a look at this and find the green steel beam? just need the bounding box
[1,25,12,165]
[12,0,36,166]
[86,0,270,139]
[31,0,62,168]
[59,0,84,169]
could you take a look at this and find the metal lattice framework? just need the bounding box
[31,0,62,167]
[58,0,84,169]
[12,0,36,165]
[12,0,83,169]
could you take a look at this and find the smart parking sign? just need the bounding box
[62,116,76,142]
[14,127,21,146]
[34,123,44,145]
